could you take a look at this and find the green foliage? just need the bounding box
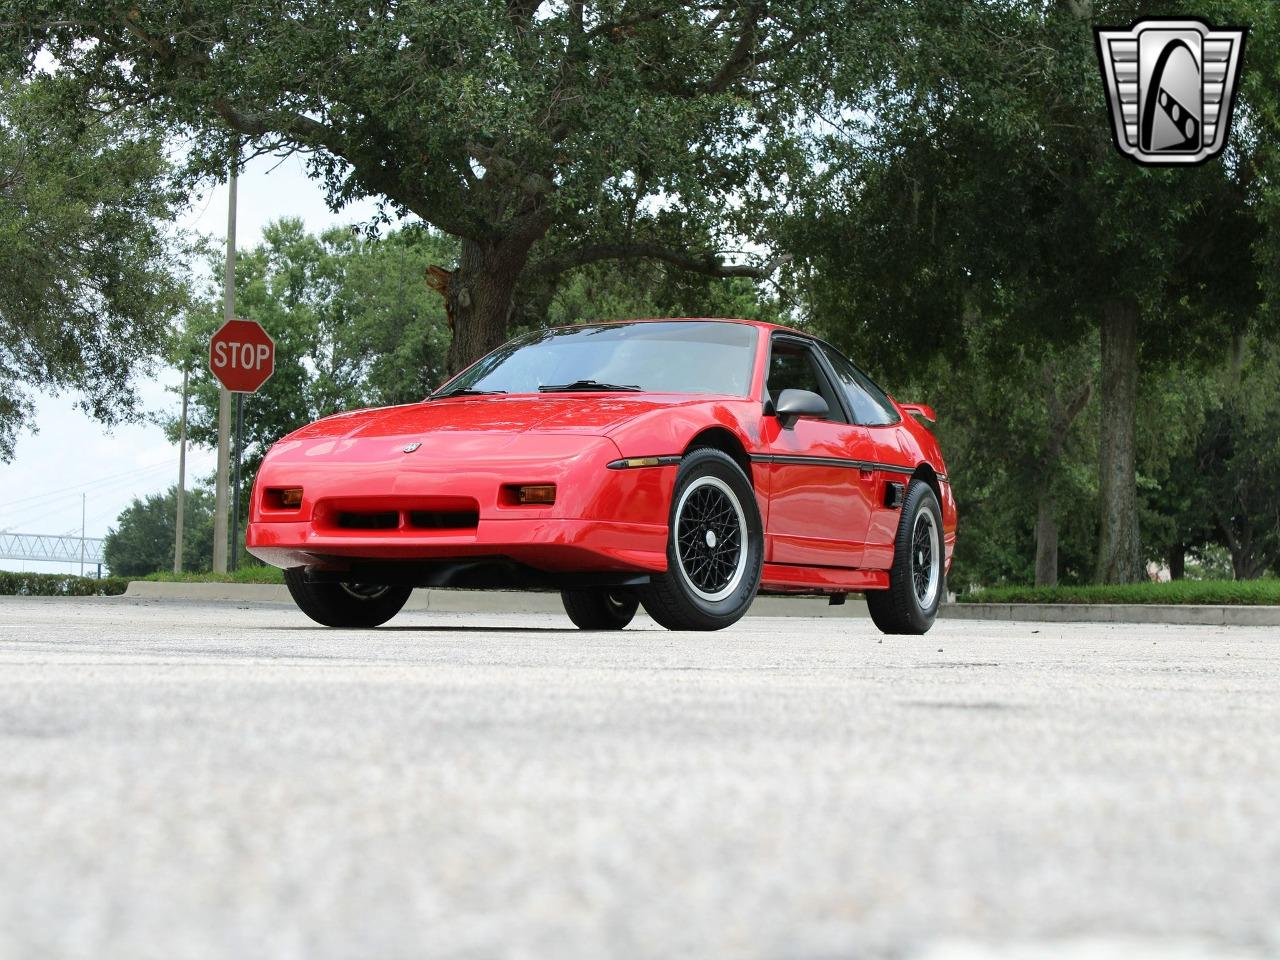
[5,1,876,367]
[544,259,788,330]
[140,567,284,584]
[0,70,186,460]
[1146,340,1280,579]
[103,486,215,577]
[0,572,129,596]
[959,579,1280,606]
[789,0,1280,585]
[170,220,455,480]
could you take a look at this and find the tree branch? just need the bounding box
[707,5,763,94]
[530,241,791,280]
[106,16,493,240]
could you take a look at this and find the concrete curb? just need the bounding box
[120,583,1280,625]
[121,580,872,618]
[942,602,1280,626]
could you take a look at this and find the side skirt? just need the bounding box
[758,563,889,595]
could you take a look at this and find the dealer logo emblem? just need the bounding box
[1095,18,1246,166]
[403,442,422,454]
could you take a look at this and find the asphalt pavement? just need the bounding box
[1,596,1277,960]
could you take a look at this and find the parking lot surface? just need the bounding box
[1,596,1277,960]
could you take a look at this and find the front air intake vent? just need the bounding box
[407,510,480,530]
[335,511,399,530]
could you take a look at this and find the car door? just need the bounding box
[758,335,878,568]
[816,342,915,569]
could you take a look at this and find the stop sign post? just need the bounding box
[209,318,273,571]
[209,318,274,393]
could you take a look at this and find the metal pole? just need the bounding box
[80,493,86,577]
[174,367,189,574]
[213,140,238,574]
[231,392,243,571]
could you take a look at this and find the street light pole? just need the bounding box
[213,140,238,574]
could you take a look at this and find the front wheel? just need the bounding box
[284,568,412,628]
[866,480,944,635]
[639,448,764,631]
[561,588,639,630]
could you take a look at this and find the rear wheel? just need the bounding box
[639,448,763,631]
[284,568,412,628]
[866,480,944,635]
[561,588,639,630]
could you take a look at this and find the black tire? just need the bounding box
[283,567,412,628]
[866,480,944,635]
[561,588,640,630]
[639,448,764,631]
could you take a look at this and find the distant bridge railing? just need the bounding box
[0,532,106,567]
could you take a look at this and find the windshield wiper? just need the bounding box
[431,387,507,399]
[539,379,643,393]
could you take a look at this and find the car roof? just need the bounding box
[544,316,812,338]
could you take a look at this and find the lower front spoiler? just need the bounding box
[302,558,651,591]
[245,517,668,580]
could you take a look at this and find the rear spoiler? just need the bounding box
[899,402,937,426]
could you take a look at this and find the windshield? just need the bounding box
[436,321,759,397]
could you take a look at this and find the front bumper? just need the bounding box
[245,432,677,574]
[246,517,669,573]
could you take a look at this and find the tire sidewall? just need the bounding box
[901,483,944,630]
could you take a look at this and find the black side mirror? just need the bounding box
[774,388,829,429]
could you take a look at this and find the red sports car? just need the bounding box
[246,318,956,634]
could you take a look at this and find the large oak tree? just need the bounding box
[4,1,874,371]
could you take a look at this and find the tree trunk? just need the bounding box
[1096,299,1143,584]
[444,239,530,374]
[1035,490,1059,586]
[1230,548,1260,581]
[1168,543,1185,581]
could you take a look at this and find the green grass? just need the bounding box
[959,579,1280,606]
[140,567,285,585]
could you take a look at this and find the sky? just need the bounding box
[0,152,384,574]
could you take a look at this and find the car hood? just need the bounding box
[284,393,710,442]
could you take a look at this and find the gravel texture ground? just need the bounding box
[1,596,1276,960]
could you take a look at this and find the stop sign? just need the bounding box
[209,318,274,393]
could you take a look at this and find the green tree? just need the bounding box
[5,2,873,372]
[1147,340,1280,579]
[790,0,1280,584]
[543,258,788,330]
[0,70,185,460]
[103,487,215,577]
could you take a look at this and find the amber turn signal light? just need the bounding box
[277,487,304,508]
[515,484,556,505]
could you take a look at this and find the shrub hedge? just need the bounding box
[0,572,130,597]
[958,580,1280,606]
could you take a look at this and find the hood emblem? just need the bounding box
[403,442,422,453]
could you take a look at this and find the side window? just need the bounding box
[766,339,847,423]
[819,344,899,426]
